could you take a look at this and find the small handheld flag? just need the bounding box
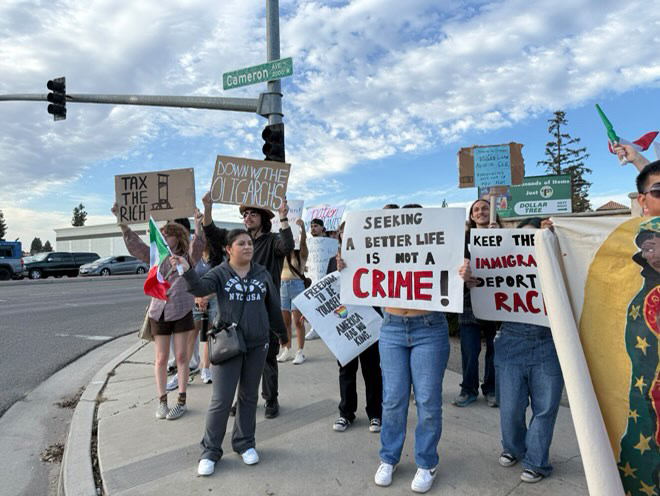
[595,104,619,144]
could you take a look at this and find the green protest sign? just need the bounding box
[479,174,572,218]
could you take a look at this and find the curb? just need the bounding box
[0,274,146,286]
[59,340,148,496]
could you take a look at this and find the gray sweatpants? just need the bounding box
[200,342,269,462]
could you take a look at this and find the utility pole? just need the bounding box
[265,0,283,126]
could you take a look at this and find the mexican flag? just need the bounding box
[607,130,659,154]
[144,217,171,300]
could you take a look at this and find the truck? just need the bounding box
[0,240,25,280]
[24,251,100,279]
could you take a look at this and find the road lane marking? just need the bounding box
[55,333,113,341]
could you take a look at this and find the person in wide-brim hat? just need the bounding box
[239,205,275,220]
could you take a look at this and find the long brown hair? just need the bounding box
[468,199,501,230]
[160,222,190,256]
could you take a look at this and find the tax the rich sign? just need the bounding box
[114,168,196,225]
[210,155,290,211]
[340,208,465,312]
[469,228,549,326]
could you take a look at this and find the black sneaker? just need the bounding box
[520,468,543,483]
[229,402,237,417]
[264,400,279,419]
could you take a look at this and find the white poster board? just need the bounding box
[306,237,339,284]
[303,205,345,233]
[293,272,382,366]
[272,199,304,248]
[469,229,549,326]
[340,208,465,312]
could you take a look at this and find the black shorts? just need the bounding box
[149,311,195,336]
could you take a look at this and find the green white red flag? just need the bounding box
[144,217,171,300]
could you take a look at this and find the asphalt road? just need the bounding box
[0,276,149,417]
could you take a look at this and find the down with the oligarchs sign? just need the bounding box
[293,272,382,366]
[469,229,549,326]
[340,208,465,312]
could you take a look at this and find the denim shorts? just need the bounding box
[281,279,305,311]
[192,296,218,323]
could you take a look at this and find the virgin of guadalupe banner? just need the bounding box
[536,216,660,495]
[293,272,382,366]
[470,228,549,326]
[340,208,465,312]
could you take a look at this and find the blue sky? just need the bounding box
[1,0,659,246]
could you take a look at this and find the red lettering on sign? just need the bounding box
[414,271,433,301]
[373,270,386,298]
[353,268,369,298]
[494,292,511,312]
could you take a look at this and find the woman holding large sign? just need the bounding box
[171,229,287,476]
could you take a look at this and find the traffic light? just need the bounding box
[47,77,66,121]
[262,123,285,162]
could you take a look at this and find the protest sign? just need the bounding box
[306,237,339,284]
[293,272,382,366]
[114,168,196,225]
[479,174,572,218]
[340,208,465,312]
[469,228,548,326]
[272,199,304,248]
[303,204,345,233]
[458,143,524,188]
[210,155,290,211]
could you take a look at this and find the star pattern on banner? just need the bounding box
[638,480,657,496]
[634,375,647,394]
[618,461,637,478]
[629,304,641,320]
[628,409,640,423]
[635,336,650,355]
[633,433,652,455]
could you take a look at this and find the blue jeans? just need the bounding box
[458,298,496,396]
[379,312,450,469]
[494,322,564,476]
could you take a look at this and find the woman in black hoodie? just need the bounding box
[171,229,287,476]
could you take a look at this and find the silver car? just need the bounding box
[79,255,148,277]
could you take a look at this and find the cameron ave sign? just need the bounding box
[223,58,293,90]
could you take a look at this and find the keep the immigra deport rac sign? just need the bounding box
[223,58,293,90]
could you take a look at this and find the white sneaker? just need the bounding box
[305,328,319,340]
[276,347,292,362]
[241,448,259,465]
[374,462,396,486]
[292,349,306,365]
[201,368,212,384]
[411,467,437,493]
[197,459,215,476]
[166,375,178,391]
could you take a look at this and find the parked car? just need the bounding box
[0,240,24,280]
[79,255,148,277]
[25,251,100,279]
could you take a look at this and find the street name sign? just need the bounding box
[223,58,293,90]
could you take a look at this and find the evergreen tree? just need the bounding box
[43,240,53,252]
[0,210,6,240]
[72,203,88,226]
[30,237,43,254]
[537,110,592,212]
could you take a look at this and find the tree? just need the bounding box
[0,210,6,240]
[43,240,53,252]
[441,199,448,208]
[537,110,592,212]
[71,203,87,226]
[30,237,43,254]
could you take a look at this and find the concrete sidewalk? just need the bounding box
[87,339,587,496]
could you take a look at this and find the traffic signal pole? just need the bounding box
[264,0,283,126]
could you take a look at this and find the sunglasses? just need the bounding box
[242,211,259,218]
[643,184,660,199]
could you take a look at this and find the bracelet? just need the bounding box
[280,217,288,222]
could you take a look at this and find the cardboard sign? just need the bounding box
[272,199,304,248]
[293,272,382,366]
[306,237,339,284]
[469,229,548,326]
[303,205,345,233]
[458,143,524,188]
[114,168,196,225]
[210,155,290,211]
[340,208,465,312]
